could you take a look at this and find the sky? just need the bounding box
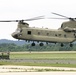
[0,0,76,40]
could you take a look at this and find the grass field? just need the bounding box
[0,51,76,68]
[10,51,76,60]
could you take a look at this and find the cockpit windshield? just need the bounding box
[16,28,21,33]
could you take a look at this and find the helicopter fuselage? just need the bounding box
[12,25,76,43]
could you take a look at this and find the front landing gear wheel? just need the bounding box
[39,43,44,46]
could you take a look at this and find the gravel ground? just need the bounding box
[0,72,76,75]
[0,59,76,64]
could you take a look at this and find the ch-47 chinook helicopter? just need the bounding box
[0,12,76,47]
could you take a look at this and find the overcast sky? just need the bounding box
[0,0,76,40]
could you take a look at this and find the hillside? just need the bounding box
[0,39,26,45]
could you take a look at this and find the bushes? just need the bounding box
[0,43,76,52]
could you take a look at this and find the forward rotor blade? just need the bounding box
[0,15,44,22]
[0,20,19,22]
[24,15,44,21]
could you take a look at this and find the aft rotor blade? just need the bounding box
[51,12,69,19]
[48,17,68,20]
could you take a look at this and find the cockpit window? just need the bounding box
[16,28,21,33]
[61,24,63,28]
[20,29,22,32]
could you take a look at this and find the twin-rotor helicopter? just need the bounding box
[1,12,76,47]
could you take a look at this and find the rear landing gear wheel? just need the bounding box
[31,43,35,46]
[61,43,64,47]
[70,43,73,47]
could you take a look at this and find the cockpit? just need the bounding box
[16,28,22,33]
[60,21,76,32]
[18,21,29,28]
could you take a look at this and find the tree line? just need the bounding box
[0,43,76,52]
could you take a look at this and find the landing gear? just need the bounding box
[60,43,73,47]
[70,43,73,47]
[31,42,35,46]
[39,43,44,46]
[61,43,64,47]
[31,42,44,46]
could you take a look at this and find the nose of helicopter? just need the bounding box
[11,32,18,39]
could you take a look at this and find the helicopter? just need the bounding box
[0,12,76,47]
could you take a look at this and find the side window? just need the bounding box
[55,34,57,36]
[47,33,49,36]
[27,31,31,35]
[64,34,66,38]
[38,32,40,35]
[59,34,61,36]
